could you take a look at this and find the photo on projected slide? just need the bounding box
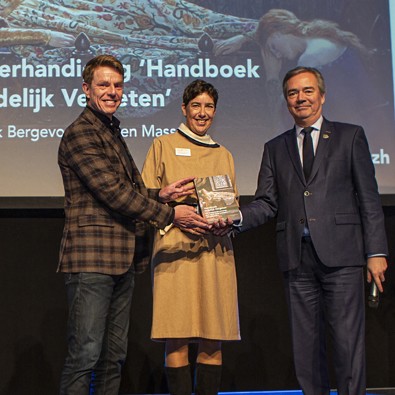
[0,0,394,197]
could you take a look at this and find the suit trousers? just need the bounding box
[59,267,135,395]
[282,237,366,395]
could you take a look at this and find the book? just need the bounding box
[194,174,241,224]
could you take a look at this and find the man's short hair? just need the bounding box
[182,79,219,108]
[282,66,326,98]
[83,55,124,85]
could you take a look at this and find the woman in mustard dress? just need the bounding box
[142,79,240,395]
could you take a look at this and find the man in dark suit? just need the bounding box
[240,67,388,394]
[57,55,208,395]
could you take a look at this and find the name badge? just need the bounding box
[175,148,191,156]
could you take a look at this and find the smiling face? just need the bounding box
[285,71,325,127]
[182,92,216,136]
[82,65,124,119]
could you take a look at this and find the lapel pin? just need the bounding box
[323,132,330,139]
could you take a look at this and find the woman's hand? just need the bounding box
[48,31,75,47]
[159,177,195,203]
[173,205,211,235]
[261,46,282,81]
[214,35,248,56]
[211,217,234,237]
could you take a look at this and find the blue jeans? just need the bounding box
[59,268,135,395]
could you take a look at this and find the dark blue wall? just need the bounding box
[0,202,394,395]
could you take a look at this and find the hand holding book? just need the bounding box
[194,174,241,224]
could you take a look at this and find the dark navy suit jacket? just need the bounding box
[241,118,388,272]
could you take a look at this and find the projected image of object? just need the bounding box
[0,0,257,62]
[254,9,391,130]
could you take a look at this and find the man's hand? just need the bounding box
[211,218,234,237]
[159,177,195,203]
[173,205,210,235]
[367,256,388,293]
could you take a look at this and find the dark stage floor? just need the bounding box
[218,391,395,395]
[124,390,395,395]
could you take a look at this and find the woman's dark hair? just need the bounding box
[182,79,219,107]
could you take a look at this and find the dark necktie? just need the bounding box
[302,127,314,180]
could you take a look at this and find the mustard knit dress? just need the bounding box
[141,124,240,341]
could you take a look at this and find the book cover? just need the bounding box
[194,174,240,224]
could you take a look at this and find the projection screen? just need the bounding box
[0,0,394,203]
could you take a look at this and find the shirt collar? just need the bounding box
[295,116,323,136]
[86,106,121,135]
[178,123,218,146]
